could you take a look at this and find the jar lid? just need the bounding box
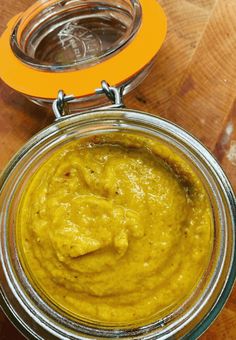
[0,0,166,100]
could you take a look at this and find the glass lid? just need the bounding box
[0,0,167,99]
[11,0,142,71]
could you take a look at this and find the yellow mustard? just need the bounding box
[17,133,213,324]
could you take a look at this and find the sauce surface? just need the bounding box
[17,133,213,324]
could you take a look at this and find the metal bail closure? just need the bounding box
[95,80,125,108]
[52,91,75,120]
[53,81,125,119]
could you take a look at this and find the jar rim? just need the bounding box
[0,108,235,339]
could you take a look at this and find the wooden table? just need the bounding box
[0,0,236,339]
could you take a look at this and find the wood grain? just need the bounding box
[0,0,236,339]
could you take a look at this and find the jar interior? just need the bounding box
[11,0,142,71]
[16,132,214,328]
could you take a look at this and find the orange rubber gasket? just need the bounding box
[0,0,167,99]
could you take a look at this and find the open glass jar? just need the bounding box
[0,82,236,339]
[0,1,235,339]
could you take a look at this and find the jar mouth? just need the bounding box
[0,109,235,339]
[10,0,142,72]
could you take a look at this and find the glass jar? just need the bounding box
[0,0,167,111]
[0,83,235,339]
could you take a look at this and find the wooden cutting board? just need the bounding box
[0,0,236,339]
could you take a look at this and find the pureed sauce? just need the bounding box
[17,133,213,324]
